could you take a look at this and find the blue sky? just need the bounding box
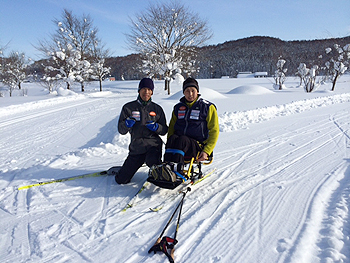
[1,0,349,60]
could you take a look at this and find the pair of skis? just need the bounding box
[120,167,216,213]
[17,165,215,263]
[17,166,215,213]
[17,166,214,208]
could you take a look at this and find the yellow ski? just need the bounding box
[17,171,108,190]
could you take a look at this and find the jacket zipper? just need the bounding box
[183,104,190,136]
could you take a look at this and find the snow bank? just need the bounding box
[228,85,274,94]
[87,91,114,98]
[0,94,86,118]
[55,87,78,96]
[219,93,350,131]
[167,87,227,100]
[49,142,128,168]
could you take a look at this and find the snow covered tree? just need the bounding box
[296,63,308,86]
[0,43,6,97]
[0,40,9,68]
[40,64,60,92]
[181,52,199,77]
[296,63,319,92]
[126,1,212,94]
[0,47,3,79]
[90,43,110,91]
[322,43,350,91]
[0,47,3,69]
[47,43,79,90]
[37,9,109,91]
[0,51,31,96]
[304,65,319,93]
[74,55,92,92]
[273,57,287,90]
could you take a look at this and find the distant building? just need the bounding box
[237,72,268,78]
[237,72,254,78]
[109,77,116,81]
[254,72,268,78]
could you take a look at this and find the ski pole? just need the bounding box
[155,187,190,242]
[170,186,186,260]
[173,187,186,242]
[148,187,191,263]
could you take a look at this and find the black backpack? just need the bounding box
[147,164,184,190]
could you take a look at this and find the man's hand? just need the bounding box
[146,121,159,132]
[197,151,208,162]
[125,117,136,128]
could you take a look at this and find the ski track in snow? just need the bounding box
[0,80,350,263]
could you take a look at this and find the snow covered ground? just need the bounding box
[0,76,349,263]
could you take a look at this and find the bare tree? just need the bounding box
[126,1,212,94]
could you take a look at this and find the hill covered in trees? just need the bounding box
[106,36,350,80]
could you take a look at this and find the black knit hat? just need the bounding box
[138,78,154,92]
[183,77,199,93]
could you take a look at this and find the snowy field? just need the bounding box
[0,76,349,263]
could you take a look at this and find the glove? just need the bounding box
[146,121,159,132]
[125,117,136,128]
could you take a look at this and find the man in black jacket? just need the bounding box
[115,78,168,184]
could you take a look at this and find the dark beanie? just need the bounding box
[138,78,154,92]
[183,77,199,93]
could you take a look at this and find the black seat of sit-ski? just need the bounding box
[147,152,213,190]
[147,177,183,190]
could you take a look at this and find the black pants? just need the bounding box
[115,146,162,184]
[164,134,201,163]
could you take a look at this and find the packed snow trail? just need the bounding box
[0,92,130,185]
[158,104,349,263]
[0,79,349,263]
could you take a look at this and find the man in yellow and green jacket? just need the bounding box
[164,77,219,173]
